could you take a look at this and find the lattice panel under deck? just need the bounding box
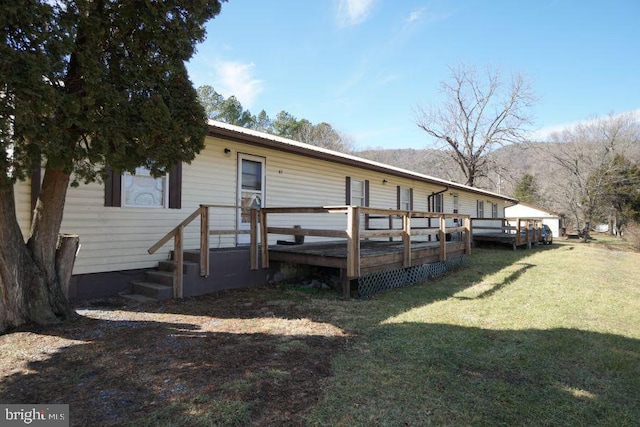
[357,255,467,297]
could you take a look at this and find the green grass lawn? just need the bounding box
[307,240,640,426]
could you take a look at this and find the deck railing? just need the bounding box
[471,217,543,247]
[259,206,471,278]
[148,205,471,298]
[147,204,253,298]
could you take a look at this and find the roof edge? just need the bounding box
[207,120,518,202]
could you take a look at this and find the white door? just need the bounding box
[237,154,265,245]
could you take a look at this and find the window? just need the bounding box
[397,186,413,210]
[238,155,265,226]
[452,194,459,214]
[477,200,484,218]
[351,179,365,206]
[104,163,182,208]
[433,193,443,213]
[492,202,498,218]
[122,167,168,208]
[346,177,369,206]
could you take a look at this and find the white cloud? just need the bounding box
[405,7,425,23]
[529,108,640,141]
[214,61,263,108]
[336,0,376,28]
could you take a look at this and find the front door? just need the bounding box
[237,154,265,245]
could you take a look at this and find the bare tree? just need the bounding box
[545,112,640,240]
[415,63,536,187]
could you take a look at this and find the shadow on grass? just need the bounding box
[454,262,536,300]
[0,245,588,425]
[0,316,346,426]
[308,323,640,426]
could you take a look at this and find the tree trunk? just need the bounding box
[0,167,76,333]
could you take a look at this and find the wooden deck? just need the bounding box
[269,239,468,277]
[259,206,472,299]
[150,205,472,299]
[471,218,544,250]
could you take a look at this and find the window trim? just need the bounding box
[121,167,169,209]
[346,176,369,207]
[104,163,182,209]
[433,193,443,213]
[397,186,413,211]
[477,200,485,218]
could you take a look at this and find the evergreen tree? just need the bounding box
[1,0,225,332]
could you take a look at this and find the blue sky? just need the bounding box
[186,0,640,149]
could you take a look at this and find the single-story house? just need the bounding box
[505,202,564,237]
[16,120,518,300]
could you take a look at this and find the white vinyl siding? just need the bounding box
[13,134,511,276]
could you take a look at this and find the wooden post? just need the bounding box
[346,206,360,278]
[250,208,258,270]
[341,270,351,300]
[174,225,184,299]
[200,205,209,277]
[439,215,447,262]
[402,212,411,268]
[464,216,472,254]
[260,208,269,269]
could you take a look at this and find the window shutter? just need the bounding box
[104,166,122,207]
[345,176,351,204]
[364,180,370,207]
[168,162,182,209]
[396,186,401,209]
[409,188,414,210]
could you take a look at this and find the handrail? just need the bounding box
[470,217,544,248]
[259,205,472,282]
[148,204,473,300]
[147,204,246,299]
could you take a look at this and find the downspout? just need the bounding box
[427,187,449,241]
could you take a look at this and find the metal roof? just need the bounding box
[207,120,518,202]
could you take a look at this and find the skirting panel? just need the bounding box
[357,255,467,297]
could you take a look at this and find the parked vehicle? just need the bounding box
[540,224,553,245]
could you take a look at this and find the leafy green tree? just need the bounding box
[254,110,272,132]
[0,0,224,331]
[197,85,225,119]
[197,85,255,127]
[271,111,302,139]
[512,173,540,204]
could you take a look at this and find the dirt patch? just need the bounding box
[0,286,349,426]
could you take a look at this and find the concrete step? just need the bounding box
[144,270,175,287]
[120,293,159,303]
[157,260,199,273]
[131,281,173,300]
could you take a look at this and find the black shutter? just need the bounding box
[104,166,122,207]
[345,176,351,204]
[168,162,182,209]
[396,186,401,209]
[364,180,370,207]
[409,188,414,210]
